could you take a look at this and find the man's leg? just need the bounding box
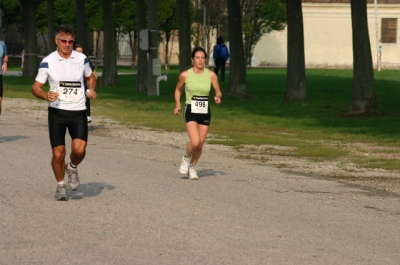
[51,145,67,182]
[70,138,87,166]
[221,61,226,82]
[66,139,86,191]
[214,59,220,78]
[86,97,91,123]
[0,75,3,115]
[52,145,69,201]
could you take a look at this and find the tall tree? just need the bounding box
[102,0,118,86]
[114,0,137,69]
[158,0,178,69]
[0,0,3,40]
[177,0,192,73]
[47,0,55,52]
[20,0,38,78]
[241,0,286,66]
[227,0,247,95]
[76,0,87,48]
[191,0,227,61]
[284,0,306,102]
[1,0,23,34]
[86,0,102,58]
[348,0,376,116]
[136,0,148,92]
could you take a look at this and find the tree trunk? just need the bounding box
[284,0,307,102]
[147,0,158,96]
[227,0,248,96]
[128,31,136,69]
[76,0,87,49]
[102,0,118,86]
[0,0,3,40]
[348,0,376,116]
[47,0,55,53]
[20,0,38,78]
[178,0,192,72]
[136,0,148,92]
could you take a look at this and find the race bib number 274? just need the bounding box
[58,81,81,102]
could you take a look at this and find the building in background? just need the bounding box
[253,0,400,69]
[4,0,400,69]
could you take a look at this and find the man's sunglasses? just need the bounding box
[57,38,75,44]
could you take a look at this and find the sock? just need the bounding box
[57,181,64,186]
[69,162,77,168]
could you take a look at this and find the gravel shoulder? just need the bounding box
[3,97,399,195]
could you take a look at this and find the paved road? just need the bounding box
[0,104,399,265]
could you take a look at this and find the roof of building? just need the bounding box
[302,0,400,4]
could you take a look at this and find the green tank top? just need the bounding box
[185,68,211,105]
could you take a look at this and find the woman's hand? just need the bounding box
[174,106,181,115]
[214,96,221,105]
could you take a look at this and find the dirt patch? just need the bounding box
[4,98,399,195]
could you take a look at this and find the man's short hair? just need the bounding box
[56,24,76,37]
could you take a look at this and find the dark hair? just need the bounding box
[217,37,224,45]
[74,44,86,55]
[191,47,207,59]
[56,24,76,37]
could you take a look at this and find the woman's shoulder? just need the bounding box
[206,68,216,78]
[179,69,190,80]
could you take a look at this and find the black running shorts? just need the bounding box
[48,107,88,147]
[184,104,211,126]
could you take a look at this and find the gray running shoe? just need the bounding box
[67,163,80,190]
[55,184,68,201]
[188,165,198,180]
[179,155,191,175]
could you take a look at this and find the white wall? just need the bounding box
[253,3,400,69]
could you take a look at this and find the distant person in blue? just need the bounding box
[0,40,9,115]
[213,37,229,82]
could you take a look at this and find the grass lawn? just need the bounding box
[3,66,400,173]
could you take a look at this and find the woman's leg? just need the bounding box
[185,121,209,166]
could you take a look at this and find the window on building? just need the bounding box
[381,18,397,43]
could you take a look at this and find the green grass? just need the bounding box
[4,67,400,172]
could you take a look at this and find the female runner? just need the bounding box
[173,47,222,179]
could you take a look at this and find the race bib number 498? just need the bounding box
[58,81,81,102]
[191,96,209,114]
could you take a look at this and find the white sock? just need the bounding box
[57,181,64,185]
[69,162,77,168]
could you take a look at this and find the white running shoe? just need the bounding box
[67,163,80,190]
[188,165,198,180]
[55,184,68,201]
[179,155,191,175]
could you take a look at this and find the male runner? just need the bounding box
[32,24,97,200]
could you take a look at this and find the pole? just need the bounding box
[203,5,206,48]
[374,0,380,71]
[148,0,158,96]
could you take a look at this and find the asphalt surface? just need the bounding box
[0,102,400,265]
